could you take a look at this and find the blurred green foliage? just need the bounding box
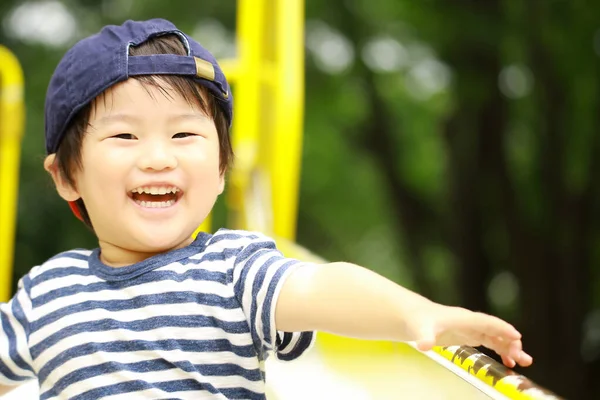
[2,0,600,397]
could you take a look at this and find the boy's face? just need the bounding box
[49,78,224,264]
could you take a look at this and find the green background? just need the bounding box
[2,1,599,397]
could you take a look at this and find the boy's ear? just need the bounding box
[44,154,81,202]
[218,170,226,195]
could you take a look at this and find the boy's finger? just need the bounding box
[509,339,522,358]
[491,338,532,368]
[501,354,516,368]
[517,351,533,367]
[506,340,533,367]
[415,337,436,352]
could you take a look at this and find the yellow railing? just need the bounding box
[195,0,305,241]
[0,45,25,303]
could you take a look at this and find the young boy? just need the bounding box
[0,19,532,399]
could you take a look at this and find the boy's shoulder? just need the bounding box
[206,228,276,248]
[194,228,280,264]
[31,248,93,275]
[18,248,93,294]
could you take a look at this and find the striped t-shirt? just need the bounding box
[0,229,314,399]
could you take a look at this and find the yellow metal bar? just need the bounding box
[227,0,267,231]
[269,0,305,240]
[222,0,305,239]
[219,59,276,91]
[217,59,241,83]
[0,46,25,302]
[432,345,562,399]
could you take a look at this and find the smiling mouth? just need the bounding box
[129,186,183,208]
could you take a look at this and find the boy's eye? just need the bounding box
[112,133,136,140]
[172,132,197,139]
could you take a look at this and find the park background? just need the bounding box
[2,0,600,398]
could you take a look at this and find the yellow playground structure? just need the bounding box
[0,0,562,398]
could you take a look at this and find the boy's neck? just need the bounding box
[97,237,195,267]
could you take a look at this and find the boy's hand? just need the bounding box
[411,303,533,368]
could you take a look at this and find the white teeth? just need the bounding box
[131,186,180,195]
[136,200,176,208]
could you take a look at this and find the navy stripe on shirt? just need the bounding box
[3,301,34,373]
[30,291,240,334]
[32,314,250,359]
[31,268,230,308]
[37,339,257,384]
[41,358,263,399]
[30,267,94,288]
[69,378,265,400]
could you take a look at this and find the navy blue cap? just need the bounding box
[44,18,233,154]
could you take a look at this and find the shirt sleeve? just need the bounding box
[231,232,315,362]
[0,278,36,385]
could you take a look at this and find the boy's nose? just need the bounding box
[137,142,178,171]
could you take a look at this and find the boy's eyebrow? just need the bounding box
[95,113,210,125]
[168,113,211,123]
[95,113,139,125]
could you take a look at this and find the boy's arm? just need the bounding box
[0,385,17,396]
[275,262,533,368]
